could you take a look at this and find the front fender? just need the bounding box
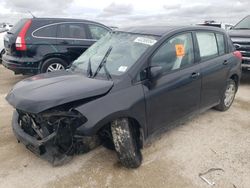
[75,84,147,136]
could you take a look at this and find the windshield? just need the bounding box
[71,31,158,77]
[234,16,250,29]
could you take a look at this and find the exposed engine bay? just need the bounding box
[16,109,100,166]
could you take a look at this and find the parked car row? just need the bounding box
[2,18,111,74]
[6,23,242,168]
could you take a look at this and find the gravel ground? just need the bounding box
[0,65,250,188]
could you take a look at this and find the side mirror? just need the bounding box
[150,66,163,78]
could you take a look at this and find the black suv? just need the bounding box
[2,18,110,74]
[6,26,242,168]
[229,15,250,71]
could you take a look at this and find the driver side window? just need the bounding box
[151,33,194,73]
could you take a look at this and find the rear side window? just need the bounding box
[151,33,194,73]
[33,25,57,38]
[196,32,218,61]
[58,23,86,39]
[216,33,226,55]
[88,25,109,40]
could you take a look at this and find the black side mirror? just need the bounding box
[150,66,163,78]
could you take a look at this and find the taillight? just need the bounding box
[233,51,242,60]
[16,20,32,51]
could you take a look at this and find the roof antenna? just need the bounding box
[27,11,36,18]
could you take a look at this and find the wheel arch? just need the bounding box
[229,73,240,91]
[89,114,145,149]
[39,54,70,70]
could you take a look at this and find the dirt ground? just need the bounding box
[0,65,250,188]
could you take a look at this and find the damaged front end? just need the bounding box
[13,108,100,166]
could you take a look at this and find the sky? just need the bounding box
[0,0,249,27]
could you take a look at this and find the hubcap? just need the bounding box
[224,83,236,107]
[46,63,65,72]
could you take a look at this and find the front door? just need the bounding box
[144,32,202,134]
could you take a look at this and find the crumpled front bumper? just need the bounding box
[12,110,73,166]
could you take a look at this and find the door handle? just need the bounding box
[191,72,200,79]
[223,60,229,65]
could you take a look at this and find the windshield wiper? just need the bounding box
[87,57,93,77]
[92,46,112,80]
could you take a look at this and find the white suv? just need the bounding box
[0,23,13,63]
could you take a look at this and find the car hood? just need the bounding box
[6,71,114,113]
[228,29,250,38]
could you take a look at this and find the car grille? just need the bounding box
[233,41,250,63]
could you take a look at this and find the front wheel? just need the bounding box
[214,79,237,111]
[111,118,142,168]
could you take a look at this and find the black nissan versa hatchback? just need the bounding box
[6,26,242,168]
[2,18,111,74]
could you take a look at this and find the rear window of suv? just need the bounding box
[8,19,28,34]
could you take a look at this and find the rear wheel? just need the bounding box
[111,118,142,168]
[41,58,67,73]
[0,49,5,64]
[214,79,236,111]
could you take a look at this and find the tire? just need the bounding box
[111,118,142,168]
[41,58,68,73]
[0,49,5,64]
[214,79,237,111]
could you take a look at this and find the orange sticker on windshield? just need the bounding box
[175,44,185,57]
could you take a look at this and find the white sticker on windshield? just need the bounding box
[118,66,128,72]
[134,37,157,46]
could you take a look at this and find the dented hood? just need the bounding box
[6,71,113,113]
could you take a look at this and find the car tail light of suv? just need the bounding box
[233,51,242,60]
[15,19,32,51]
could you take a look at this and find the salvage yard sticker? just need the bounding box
[134,37,157,46]
[118,66,128,72]
[175,44,185,57]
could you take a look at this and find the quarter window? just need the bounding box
[33,25,57,38]
[216,34,226,55]
[88,25,109,40]
[151,33,194,73]
[196,32,218,61]
[57,23,86,39]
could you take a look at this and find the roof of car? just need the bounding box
[30,17,110,28]
[118,25,226,36]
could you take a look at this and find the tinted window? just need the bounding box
[9,19,28,34]
[88,25,109,40]
[151,33,194,73]
[216,33,226,55]
[196,32,218,61]
[58,23,86,39]
[33,25,57,38]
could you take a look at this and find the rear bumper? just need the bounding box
[2,54,40,74]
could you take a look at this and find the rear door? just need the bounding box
[57,22,93,62]
[195,31,231,109]
[145,32,202,134]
